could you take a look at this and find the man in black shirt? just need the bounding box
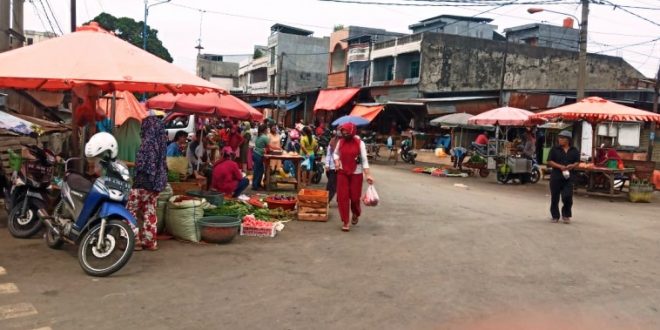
[546,130,581,223]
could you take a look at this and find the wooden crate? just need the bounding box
[297,189,329,222]
[170,181,203,196]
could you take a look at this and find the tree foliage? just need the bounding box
[88,12,173,63]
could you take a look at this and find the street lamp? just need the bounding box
[528,0,589,101]
[143,0,171,50]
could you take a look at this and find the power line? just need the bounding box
[168,1,334,30]
[43,0,64,34]
[594,36,660,54]
[28,0,48,33]
[318,0,581,6]
[36,0,59,35]
[596,0,660,27]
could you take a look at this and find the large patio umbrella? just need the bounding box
[467,106,540,126]
[530,96,660,161]
[97,91,147,126]
[430,113,473,127]
[0,22,221,94]
[530,97,660,123]
[146,93,263,121]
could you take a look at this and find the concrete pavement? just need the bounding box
[0,162,658,329]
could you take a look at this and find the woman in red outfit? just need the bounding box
[211,147,250,198]
[333,123,374,232]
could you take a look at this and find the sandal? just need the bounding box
[351,215,359,225]
[341,224,350,232]
[562,217,571,224]
[144,245,159,251]
[551,218,559,223]
[134,245,143,251]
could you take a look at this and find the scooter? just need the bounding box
[39,133,137,277]
[400,137,417,164]
[6,143,55,238]
[496,157,541,184]
[311,146,325,185]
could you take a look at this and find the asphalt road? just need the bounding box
[0,163,658,330]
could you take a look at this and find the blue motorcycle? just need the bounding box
[39,133,136,277]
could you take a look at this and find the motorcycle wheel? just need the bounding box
[400,152,408,163]
[45,225,64,249]
[496,168,511,184]
[7,199,43,238]
[78,219,135,277]
[311,168,323,184]
[530,168,541,184]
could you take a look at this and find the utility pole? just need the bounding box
[648,64,660,161]
[70,0,76,32]
[577,0,589,101]
[498,34,509,106]
[0,0,9,52]
[276,52,284,124]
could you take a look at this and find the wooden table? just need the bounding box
[573,167,635,198]
[263,154,304,191]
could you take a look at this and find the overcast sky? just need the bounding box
[22,0,660,77]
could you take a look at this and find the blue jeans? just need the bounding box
[234,177,250,197]
[252,152,264,189]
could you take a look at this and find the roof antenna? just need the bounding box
[195,10,205,55]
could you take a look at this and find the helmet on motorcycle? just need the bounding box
[85,132,118,159]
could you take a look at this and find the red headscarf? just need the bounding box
[339,122,357,137]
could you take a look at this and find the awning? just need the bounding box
[350,104,384,122]
[250,99,273,108]
[313,88,360,112]
[284,100,303,111]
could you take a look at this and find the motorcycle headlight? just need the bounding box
[108,189,125,202]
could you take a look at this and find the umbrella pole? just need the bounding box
[591,121,597,163]
[111,91,117,133]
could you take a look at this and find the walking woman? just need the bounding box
[252,124,270,190]
[127,115,168,251]
[333,123,374,232]
[300,126,318,186]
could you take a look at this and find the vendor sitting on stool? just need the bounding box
[211,147,250,198]
[471,131,489,154]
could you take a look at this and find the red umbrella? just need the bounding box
[467,106,542,126]
[530,96,660,123]
[146,93,263,121]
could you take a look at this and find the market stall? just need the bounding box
[146,92,263,121]
[467,106,544,183]
[532,97,660,199]
[263,153,304,191]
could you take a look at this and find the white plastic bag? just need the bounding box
[362,184,380,207]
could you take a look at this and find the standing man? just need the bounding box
[546,130,580,224]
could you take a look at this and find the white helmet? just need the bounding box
[85,132,118,159]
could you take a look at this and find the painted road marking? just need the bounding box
[0,303,38,321]
[0,283,19,294]
[0,267,6,276]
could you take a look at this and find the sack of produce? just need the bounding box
[166,196,211,242]
[167,157,189,177]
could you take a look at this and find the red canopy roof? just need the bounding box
[350,104,384,122]
[146,93,263,121]
[313,88,360,112]
[467,106,541,126]
[97,91,147,126]
[531,96,660,123]
[0,22,223,94]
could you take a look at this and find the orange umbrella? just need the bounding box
[531,96,660,123]
[467,106,542,126]
[0,22,222,94]
[350,104,384,122]
[97,91,147,126]
[146,93,263,121]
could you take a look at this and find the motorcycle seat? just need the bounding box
[65,173,93,194]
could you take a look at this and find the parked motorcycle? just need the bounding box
[400,137,417,164]
[311,146,325,185]
[39,132,137,277]
[6,143,55,238]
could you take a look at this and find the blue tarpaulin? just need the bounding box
[0,110,37,135]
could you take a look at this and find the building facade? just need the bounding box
[196,53,240,91]
[327,26,404,89]
[408,15,499,40]
[238,24,329,96]
[504,21,579,51]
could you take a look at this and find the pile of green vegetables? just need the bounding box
[204,201,294,222]
[468,154,486,164]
